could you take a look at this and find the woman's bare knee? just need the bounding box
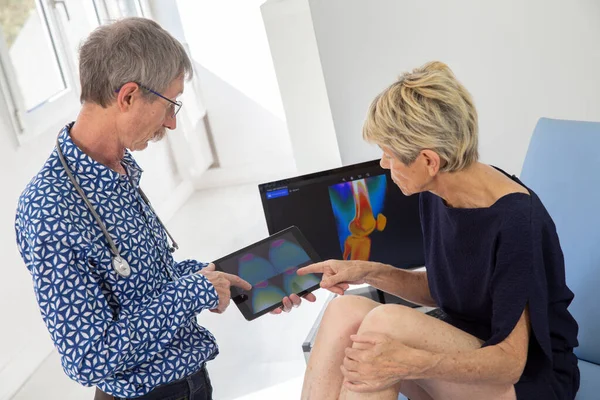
[358,304,421,339]
[322,295,380,332]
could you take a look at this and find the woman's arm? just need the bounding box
[366,263,436,307]
[298,260,436,306]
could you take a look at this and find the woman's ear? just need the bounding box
[420,149,442,176]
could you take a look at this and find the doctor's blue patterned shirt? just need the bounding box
[15,124,220,398]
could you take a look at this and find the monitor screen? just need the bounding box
[258,160,424,269]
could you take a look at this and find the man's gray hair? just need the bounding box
[79,17,193,107]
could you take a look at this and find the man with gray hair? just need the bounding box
[15,17,310,400]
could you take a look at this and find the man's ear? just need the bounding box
[420,149,442,176]
[115,82,139,112]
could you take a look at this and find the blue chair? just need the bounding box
[521,118,600,399]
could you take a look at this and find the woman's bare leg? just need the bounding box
[339,381,434,400]
[301,296,379,400]
[301,296,435,400]
[339,304,516,400]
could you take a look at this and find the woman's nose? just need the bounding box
[380,157,389,169]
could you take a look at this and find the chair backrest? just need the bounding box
[520,118,600,365]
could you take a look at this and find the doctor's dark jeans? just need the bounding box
[113,365,213,400]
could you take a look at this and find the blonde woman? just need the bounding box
[298,62,579,400]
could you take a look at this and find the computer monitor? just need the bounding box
[258,160,424,270]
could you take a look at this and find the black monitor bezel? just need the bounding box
[258,159,383,235]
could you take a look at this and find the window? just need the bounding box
[93,0,147,23]
[0,0,147,142]
[0,1,66,112]
[0,0,99,141]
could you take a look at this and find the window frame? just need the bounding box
[0,0,150,145]
[93,0,149,23]
[0,0,90,143]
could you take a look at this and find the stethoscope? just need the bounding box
[56,136,179,278]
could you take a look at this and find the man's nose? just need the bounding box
[163,114,177,130]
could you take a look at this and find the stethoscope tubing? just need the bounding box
[55,135,179,277]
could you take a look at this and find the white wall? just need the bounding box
[0,108,63,400]
[193,63,297,186]
[177,0,285,120]
[265,0,600,175]
[262,0,342,175]
[177,0,297,185]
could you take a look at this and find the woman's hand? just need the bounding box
[297,259,374,295]
[341,332,434,393]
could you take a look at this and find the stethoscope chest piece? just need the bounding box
[112,256,131,278]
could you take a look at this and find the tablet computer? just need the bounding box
[213,226,322,321]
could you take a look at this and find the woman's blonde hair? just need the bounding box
[363,61,478,172]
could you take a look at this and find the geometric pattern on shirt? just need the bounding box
[15,124,219,397]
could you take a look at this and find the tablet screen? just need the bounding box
[213,226,322,320]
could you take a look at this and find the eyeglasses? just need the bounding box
[137,83,182,118]
[115,83,182,118]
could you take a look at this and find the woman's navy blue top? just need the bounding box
[419,174,580,399]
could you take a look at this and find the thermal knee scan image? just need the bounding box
[237,254,287,313]
[230,233,319,313]
[238,254,278,286]
[250,284,287,314]
[259,160,425,270]
[269,239,320,295]
[328,175,387,261]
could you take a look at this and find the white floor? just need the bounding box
[12,183,331,399]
